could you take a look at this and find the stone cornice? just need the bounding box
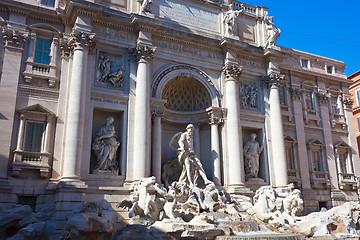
[280,66,351,85]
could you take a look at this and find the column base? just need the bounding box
[245,178,267,193]
[225,184,253,197]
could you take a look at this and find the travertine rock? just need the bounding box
[293,201,360,238]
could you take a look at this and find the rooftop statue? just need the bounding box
[265,15,281,49]
[223,4,243,36]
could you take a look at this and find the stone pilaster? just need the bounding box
[223,62,246,191]
[264,73,288,187]
[130,44,155,181]
[151,109,164,182]
[62,31,95,181]
[290,87,312,190]
[0,28,28,179]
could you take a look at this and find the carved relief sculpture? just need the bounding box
[241,83,258,108]
[244,133,264,180]
[264,15,281,49]
[92,116,120,172]
[170,124,211,187]
[223,4,243,36]
[96,55,124,87]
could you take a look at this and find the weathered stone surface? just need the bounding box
[62,200,126,240]
[292,201,360,238]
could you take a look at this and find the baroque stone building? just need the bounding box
[0,0,359,230]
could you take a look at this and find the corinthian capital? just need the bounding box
[222,63,242,81]
[343,97,354,110]
[262,73,285,88]
[129,44,155,62]
[69,31,96,51]
[2,29,28,49]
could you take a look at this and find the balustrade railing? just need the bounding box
[232,1,257,15]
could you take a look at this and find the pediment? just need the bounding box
[307,139,324,146]
[18,104,55,116]
[334,141,350,149]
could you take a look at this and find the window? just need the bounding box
[356,90,360,106]
[41,0,55,7]
[357,117,360,132]
[301,59,309,68]
[35,38,51,65]
[12,104,55,178]
[312,150,324,172]
[305,91,315,110]
[326,65,334,74]
[339,153,348,173]
[286,147,296,170]
[24,122,44,152]
[279,86,287,105]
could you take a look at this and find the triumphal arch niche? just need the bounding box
[152,65,224,185]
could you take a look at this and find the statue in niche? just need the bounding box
[97,55,124,87]
[223,4,243,36]
[140,0,152,13]
[241,84,257,108]
[92,116,120,172]
[265,15,281,49]
[170,124,212,187]
[244,133,264,180]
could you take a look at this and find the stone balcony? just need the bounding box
[310,171,330,189]
[338,172,356,190]
[23,61,58,88]
[12,150,51,178]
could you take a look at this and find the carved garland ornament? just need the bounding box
[343,97,354,110]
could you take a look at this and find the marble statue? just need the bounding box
[223,4,243,36]
[140,0,152,13]
[96,55,124,87]
[170,124,212,187]
[92,116,120,172]
[265,15,281,49]
[244,133,264,180]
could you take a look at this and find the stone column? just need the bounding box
[266,73,288,187]
[223,62,245,189]
[194,123,201,158]
[209,114,222,186]
[0,29,28,178]
[15,114,25,151]
[152,110,164,182]
[131,45,155,181]
[62,32,95,180]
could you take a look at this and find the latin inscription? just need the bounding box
[156,0,219,32]
[154,39,222,60]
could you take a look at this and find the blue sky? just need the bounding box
[239,1,360,76]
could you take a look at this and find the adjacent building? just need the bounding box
[349,71,360,156]
[0,0,359,229]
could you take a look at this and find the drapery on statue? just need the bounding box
[244,133,264,180]
[265,15,281,49]
[170,124,211,187]
[92,116,120,172]
[223,3,243,36]
[140,0,152,13]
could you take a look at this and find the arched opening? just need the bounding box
[162,76,212,112]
